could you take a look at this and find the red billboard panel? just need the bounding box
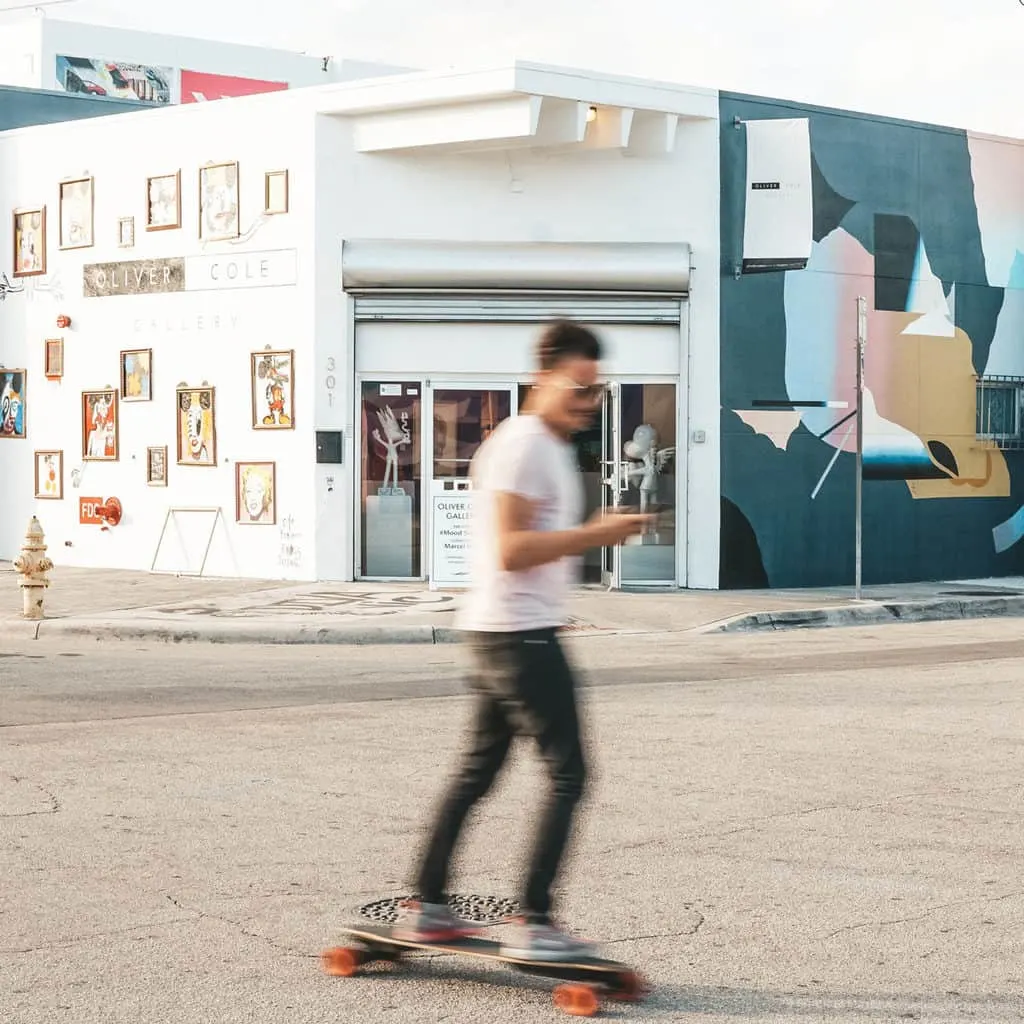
[180,70,288,104]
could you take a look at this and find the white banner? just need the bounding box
[183,249,297,291]
[742,118,813,273]
[431,493,473,588]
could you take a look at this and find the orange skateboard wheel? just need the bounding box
[553,983,600,1017]
[321,947,363,977]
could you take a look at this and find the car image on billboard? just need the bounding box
[56,56,175,104]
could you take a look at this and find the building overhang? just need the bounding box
[314,60,716,156]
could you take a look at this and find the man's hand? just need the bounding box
[582,509,656,546]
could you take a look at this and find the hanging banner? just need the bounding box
[741,118,813,274]
[55,55,176,104]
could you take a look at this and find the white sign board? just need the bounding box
[431,493,473,588]
[183,248,298,291]
[741,118,813,273]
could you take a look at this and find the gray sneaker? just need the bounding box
[500,920,597,962]
[392,901,479,943]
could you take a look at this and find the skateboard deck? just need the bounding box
[322,923,648,1017]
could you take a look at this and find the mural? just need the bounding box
[720,93,1024,587]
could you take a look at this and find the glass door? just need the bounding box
[601,382,678,587]
[428,384,514,586]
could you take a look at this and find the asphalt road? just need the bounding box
[2,621,1023,1023]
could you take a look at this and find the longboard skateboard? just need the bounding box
[322,923,648,1017]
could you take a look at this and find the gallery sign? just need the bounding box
[431,493,473,588]
[83,250,297,297]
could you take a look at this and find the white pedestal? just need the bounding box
[365,490,414,577]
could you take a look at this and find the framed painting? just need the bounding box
[13,207,46,277]
[199,161,239,241]
[34,450,63,499]
[264,169,288,215]
[146,446,168,486]
[118,216,135,248]
[81,389,119,461]
[120,348,152,402]
[44,338,64,380]
[0,368,26,438]
[58,176,94,250]
[146,170,181,231]
[236,461,276,525]
[251,349,294,429]
[176,385,216,466]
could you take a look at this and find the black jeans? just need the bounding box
[413,627,588,922]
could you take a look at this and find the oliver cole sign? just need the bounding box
[83,249,298,297]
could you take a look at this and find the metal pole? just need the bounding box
[855,296,867,601]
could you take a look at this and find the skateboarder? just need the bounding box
[395,320,653,961]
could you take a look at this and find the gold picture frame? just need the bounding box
[236,461,276,525]
[118,216,135,248]
[146,170,181,231]
[120,348,152,402]
[176,385,217,466]
[13,207,46,277]
[251,349,294,429]
[58,176,94,250]
[34,450,63,499]
[44,338,64,380]
[146,445,168,487]
[199,161,239,241]
[81,388,119,461]
[264,170,289,215]
[0,368,27,438]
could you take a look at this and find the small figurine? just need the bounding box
[372,406,411,494]
[622,424,675,513]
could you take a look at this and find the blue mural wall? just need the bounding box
[720,92,1024,588]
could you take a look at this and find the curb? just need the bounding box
[31,618,466,646]
[707,594,1024,633]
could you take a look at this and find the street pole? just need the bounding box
[855,296,867,601]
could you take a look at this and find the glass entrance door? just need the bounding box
[428,384,514,585]
[601,382,678,587]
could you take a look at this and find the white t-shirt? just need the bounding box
[456,413,584,632]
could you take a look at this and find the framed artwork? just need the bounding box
[44,338,64,380]
[199,161,239,241]
[236,461,276,525]
[58,176,94,249]
[251,349,294,429]
[146,446,168,486]
[0,368,26,438]
[34,450,63,499]
[146,171,181,231]
[12,207,46,277]
[264,170,288,214]
[81,389,119,461]
[118,216,135,248]
[176,385,216,466]
[120,348,152,402]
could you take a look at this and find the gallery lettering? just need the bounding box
[208,257,270,281]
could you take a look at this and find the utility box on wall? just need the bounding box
[316,430,343,464]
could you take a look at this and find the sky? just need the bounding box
[5,0,1024,138]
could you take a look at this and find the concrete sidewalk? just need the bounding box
[4,562,1024,645]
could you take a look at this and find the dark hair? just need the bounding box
[535,319,603,370]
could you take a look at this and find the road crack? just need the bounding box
[0,775,61,818]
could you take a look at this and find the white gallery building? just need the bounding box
[0,61,722,590]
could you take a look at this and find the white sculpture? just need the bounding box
[372,406,411,494]
[622,424,675,513]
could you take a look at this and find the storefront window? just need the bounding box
[433,390,511,479]
[360,381,421,577]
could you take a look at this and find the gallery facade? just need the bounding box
[2,60,1023,590]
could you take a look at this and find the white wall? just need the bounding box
[315,113,722,588]
[0,19,42,89]
[0,90,319,580]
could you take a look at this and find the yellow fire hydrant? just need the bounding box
[13,516,53,620]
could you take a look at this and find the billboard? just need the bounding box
[180,70,288,103]
[55,55,176,104]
